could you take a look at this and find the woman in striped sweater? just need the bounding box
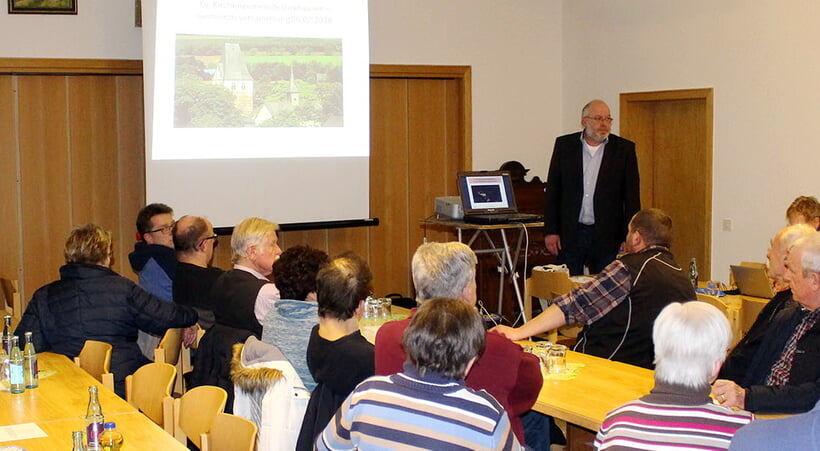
[595,301,754,450]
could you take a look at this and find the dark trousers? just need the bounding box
[556,224,618,276]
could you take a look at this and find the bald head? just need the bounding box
[767,224,816,281]
[173,215,216,266]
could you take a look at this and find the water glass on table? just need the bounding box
[546,344,567,374]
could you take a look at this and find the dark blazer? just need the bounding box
[544,131,641,254]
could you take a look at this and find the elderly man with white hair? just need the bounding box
[713,233,820,414]
[595,302,754,450]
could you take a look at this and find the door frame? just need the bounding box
[620,88,713,278]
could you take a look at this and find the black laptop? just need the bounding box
[457,171,542,224]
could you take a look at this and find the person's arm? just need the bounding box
[744,379,820,413]
[506,347,543,416]
[129,282,198,335]
[492,261,632,341]
[14,288,50,352]
[492,304,567,341]
[254,283,280,324]
[543,139,564,237]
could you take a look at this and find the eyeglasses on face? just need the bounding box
[584,115,614,123]
[147,221,175,235]
[199,234,218,248]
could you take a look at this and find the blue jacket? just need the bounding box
[261,299,319,391]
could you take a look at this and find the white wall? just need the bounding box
[368,0,563,177]
[563,0,820,281]
[0,0,142,60]
[6,0,812,282]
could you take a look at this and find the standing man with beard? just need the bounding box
[544,99,640,275]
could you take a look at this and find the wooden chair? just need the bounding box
[696,293,741,347]
[74,340,115,391]
[0,278,22,329]
[125,362,176,432]
[173,385,227,449]
[524,271,577,342]
[154,328,187,395]
[200,413,257,451]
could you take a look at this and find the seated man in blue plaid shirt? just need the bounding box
[494,208,696,369]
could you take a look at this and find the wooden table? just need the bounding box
[530,348,655,432]
[0,352,186,450]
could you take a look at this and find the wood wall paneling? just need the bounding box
[0,76,20,283]
[115,76,147,280]
[2,60,471,304]
[18,76,72,298]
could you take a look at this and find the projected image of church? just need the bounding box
[174,35,343,128]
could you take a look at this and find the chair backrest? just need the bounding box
[524,270,580,341]
[200,413,257,451]
[696,294,741,347]
[155,328,183,365]
[74,340,114,391]
[173,385,228,448]
[126,362,176,430]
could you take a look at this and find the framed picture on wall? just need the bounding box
[8,0,77,15]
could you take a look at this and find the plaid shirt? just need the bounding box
[766,309,820,386]
[555,260,633,325]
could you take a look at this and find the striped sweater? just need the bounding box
[317,364,522,451]
[595,382,754,450]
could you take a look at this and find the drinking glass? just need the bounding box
[547,344,567,374]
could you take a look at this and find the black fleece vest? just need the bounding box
[210,269,269,338]
[576,246,696,369]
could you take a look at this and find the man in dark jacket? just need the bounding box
[544,99,640,275]
[713,233,820,414]
[16,224,197,397]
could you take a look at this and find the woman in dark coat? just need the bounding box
[15,223,197,396]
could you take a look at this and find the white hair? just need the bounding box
[794,233,820,275]
[412,242,477,302]
[778,224,816,250]
[653,302,731,388]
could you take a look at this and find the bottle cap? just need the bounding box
[104,422,116,429]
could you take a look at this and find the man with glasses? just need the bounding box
[544,99,640,275]
[129,202,178,359]
[173,215,224,330]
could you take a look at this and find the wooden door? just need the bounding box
[367,66,471,297]
[620,89,713,278]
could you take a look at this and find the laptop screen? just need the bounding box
[457,171,518,215]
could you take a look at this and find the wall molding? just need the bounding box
[0,58,142,75]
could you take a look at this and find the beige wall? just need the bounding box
[562,0,820,280]
[2,0,815,282]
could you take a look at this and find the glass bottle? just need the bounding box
[99,422,124,451]
[23,331,38,389]
[72,430,86,451]
[689,258,699,289]
[0,346,8,388]
[8,336,24,394]
[1,315,11,354]
[85,385,105,451]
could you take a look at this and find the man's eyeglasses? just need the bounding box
[199,234,218,248]
[584,115,614,123]
[147,222,175,235]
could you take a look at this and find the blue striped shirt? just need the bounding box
[317,365,521,451]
